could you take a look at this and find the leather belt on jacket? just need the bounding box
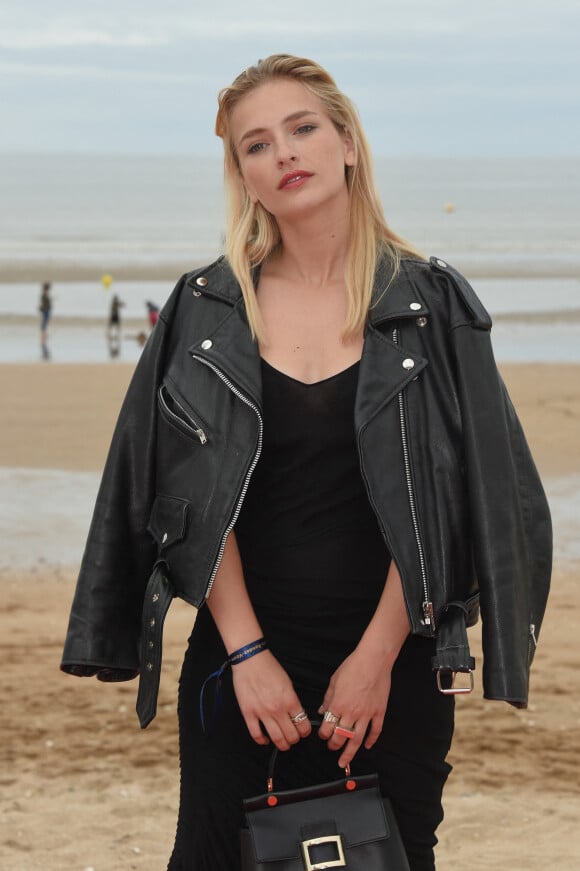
[136,561,174,728]
[431,601,476,695]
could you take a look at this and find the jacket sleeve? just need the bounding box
[441,262,552,707]
[60,277,184,682]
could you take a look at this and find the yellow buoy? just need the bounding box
[101,273,113,289]
[443,202,456,214]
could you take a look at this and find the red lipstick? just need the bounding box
[278,171,313,190]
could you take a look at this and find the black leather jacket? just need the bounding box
[61,254,552,727]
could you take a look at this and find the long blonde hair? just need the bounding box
[215,54,421,341]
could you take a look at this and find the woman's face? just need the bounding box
[230,78,355,221]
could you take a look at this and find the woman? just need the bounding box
[61,55,552,870]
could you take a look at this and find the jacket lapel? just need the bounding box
[188,300,262,410]
[356,325,427,432]
[355,258,429,431]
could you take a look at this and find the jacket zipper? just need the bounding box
[158,385,208,444]
[392,327,434,630]
[191,355,263,599]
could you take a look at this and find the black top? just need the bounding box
[235,358,391,686]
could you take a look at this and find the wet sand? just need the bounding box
[1,361,579,870]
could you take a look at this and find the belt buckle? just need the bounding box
[436,669,474,695]
[301,834,346,870]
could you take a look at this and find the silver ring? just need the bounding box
[322,710,340,725]
[290,710,308,724]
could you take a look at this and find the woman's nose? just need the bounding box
[275,138,298,166]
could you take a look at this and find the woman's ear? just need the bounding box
[343,128,356,167]
[239,169,259,205]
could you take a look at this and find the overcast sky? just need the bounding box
[1,0,578,156]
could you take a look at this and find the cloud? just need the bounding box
[0,60,198,84]
[0,30,167,49]
[0,0,578,155]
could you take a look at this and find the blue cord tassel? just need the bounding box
[199,638,268,734]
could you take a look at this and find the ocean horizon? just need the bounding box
[1,153,579,363]
[1,153,580,277]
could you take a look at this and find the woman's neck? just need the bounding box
[272,203,350,289]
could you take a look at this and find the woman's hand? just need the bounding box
[232,650,312,750]
[318,561,410,767]
[317,646,393,768]
[206,530,310,750]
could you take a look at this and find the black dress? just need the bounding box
[168,360,454,871]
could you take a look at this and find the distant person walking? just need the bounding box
[107,293,124,357]
[39,282,52,360]
[146,301,160,329]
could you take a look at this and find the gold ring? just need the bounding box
[322,710,340,725]
[334,724,355,740]
[290,711,308,724]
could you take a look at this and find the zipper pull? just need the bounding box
[422,601,435,630]
[530,623,538,648]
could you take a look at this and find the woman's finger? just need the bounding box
[261,716,294,751]
[317,707,341,740]
[338,731,364,769]
[290,712,312,740]
[245,714,270,746]
[363,714,384,750]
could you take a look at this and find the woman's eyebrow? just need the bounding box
[238,110,320,148]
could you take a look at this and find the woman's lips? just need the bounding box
[278,171,313,190]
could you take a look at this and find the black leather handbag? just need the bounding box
[240,732,410,871]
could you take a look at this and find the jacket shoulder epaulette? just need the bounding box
[429,256,492,330]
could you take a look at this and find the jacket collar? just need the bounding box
[368,254,429,326]
[188,254,429,421]
[187,252,430,325]
[186,256,245,306]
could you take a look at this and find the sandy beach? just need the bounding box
[1,360,579,870]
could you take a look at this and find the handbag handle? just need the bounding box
[267,720,350,793]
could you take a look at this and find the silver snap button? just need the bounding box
[146,662,153,671]
[192,290,202,297]
[148,640,154,649]
[436,259,447,268]
[150,617,156,628]
[201,339,213,350]
[402,358,415,370]
[416,316,428,327]
[196,276,208,287]
[409,302,421,311]
[152,592,160,603]
[162,532,168,544]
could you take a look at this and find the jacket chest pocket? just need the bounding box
[158,384,208,444]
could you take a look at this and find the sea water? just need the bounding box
[1,154,579,274]
[1,154,579,362]
[1,156,578,567]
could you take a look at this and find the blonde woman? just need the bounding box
[62,55,552,871]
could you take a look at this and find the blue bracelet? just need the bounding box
[228,637,268,665]
[199,637,268,734]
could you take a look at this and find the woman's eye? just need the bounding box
[296,124,316,135]
[248,141,267,154]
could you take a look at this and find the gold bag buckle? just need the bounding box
[301,834,346,870]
